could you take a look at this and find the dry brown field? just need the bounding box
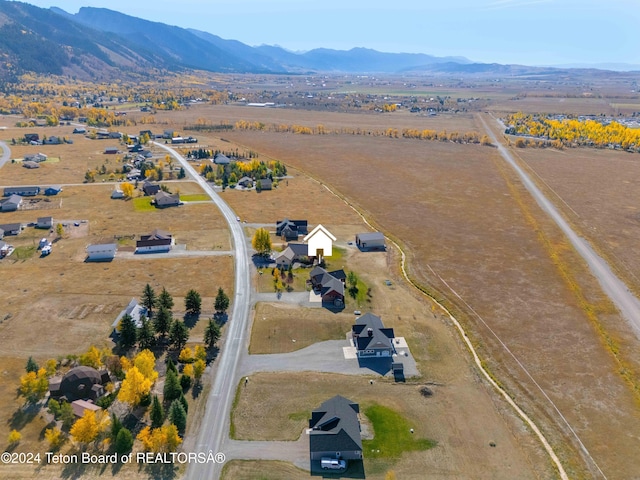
[208,122,640,479]
[221,460,308,480]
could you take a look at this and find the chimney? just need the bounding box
[367,328,373,337]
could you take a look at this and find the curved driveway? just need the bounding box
[153,142,251,480]
[480,115,640,339]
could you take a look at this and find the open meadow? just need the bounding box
[196,111,640,478]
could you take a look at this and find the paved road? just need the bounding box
[0,140,10,168]
[153,142,251,480]
[479,114,640,339]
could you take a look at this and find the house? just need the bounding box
[355,232,386,250]
[4,186,40,197]
[351,313,395,357]
[304,224,336,259]
[162,129,174,139]
[154,191,180,208]
[213,153,231,165]
[104,147,119,155]
[24,153,47,163]
[142,181,160,196]
[111,187,124,199]
[0,241,11,258]
[49,366,109,402]
[257,178,272,191]
[0,223,22,235]
[44,186,62,196]
[309,395,362,465]
[112,298,147,331]
[276,219,308,240]
[96,130,111,139]
[24,133,39,143]
[136,229,173,253]
[1,195,22,212]
[274,243,308,268]
[43,136,62,145]
[237,176,253,188]
[309,266,345,307]
[36,216,53,229]
[22,161,40,169]
[71,399,102,418]
[72,127,86,134]
[86,243,117,262]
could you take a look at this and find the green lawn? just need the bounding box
[363,404,436,459]
[132,197,155,211]
[12,246,37,261]
[180,194,210,202]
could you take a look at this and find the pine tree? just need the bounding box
[179,392,189,414]
[168,399,187,434]
[169,320,189,350]
[163,369,182,403]
[214,287,230,314]
[157,287,174,310]
[154,306,172,338]
[166,357,177,374]
[137,315,155,349]
[118,313,138,350]
[25,356,39,373]
[115,427,134,454]
[184,289,202,315]
[150,395,164,428]
[142,284,157,317]
[203,319,220,350]
[110,413,123,441]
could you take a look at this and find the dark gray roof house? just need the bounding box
[0,223,22,235]
[136,229,173,253]
[49,366,108,402]
[276,219,308,239]
[142,181,160,196]
[257,178,273,190]
[4,186,40,197]
[352,313,395,357]
[309,395,363,462]
[36,216,53,229]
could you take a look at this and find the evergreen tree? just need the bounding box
[203,319,221,350]
[110,413,123,442]
[180,374,192,391]
[179,392,189,414]
[178,167,185,179]
[214,287,230,314]
[142,284,157,317]
[25,356,39,373]
[157,287,174,310]
[114,428,134,454]
[154,306,172,338]
[150,395,164,428]
[118,313,138,350]
[168,399,187,434]
[184,289,202,316]
[169,320,189,350]
[166,357,177,374]
[163,369,181,403]
[137,315,155,349]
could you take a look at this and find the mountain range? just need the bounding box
[0,1,636,82]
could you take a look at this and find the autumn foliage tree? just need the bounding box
[70,409,110,445]
[19,368,49,404]
[252,228,272,256]
[136,424,182,452]
[117,367,153,406]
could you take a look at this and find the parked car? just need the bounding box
[321,458,346,470]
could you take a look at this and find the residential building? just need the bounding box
[111,298,147,331]
[355,232,386,250]
[1,195,22,212]
[36,216,53,229]
[154,191,180,208]
[309,395,363,464]
[136,229,173,253]
[351,313,395,357]
[44,186,62,196]
[3,186,40,197]
[86,243,117,262]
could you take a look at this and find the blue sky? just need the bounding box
[22,0,640,66]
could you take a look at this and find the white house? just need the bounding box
[304,224,336,260]
[86,243,117,261]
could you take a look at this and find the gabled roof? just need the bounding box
[356,232,385,242]
[309,395,362,453]
[352,313,395,351]
[3,195,22,206]
[141,229,172,241]
[0,223,22,233]
[112,298,147,329]
[304,224,336,243]
[213,153,231,164]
